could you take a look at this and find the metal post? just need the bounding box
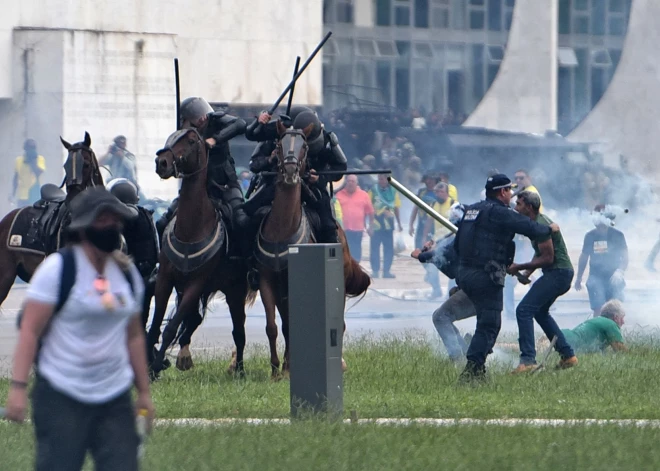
[288,243,344,419]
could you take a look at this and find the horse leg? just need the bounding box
[156,283,205,373]
[147,269,175,374]
[260,272,281,379]
[275,295,290,378]
[0,252,18,308]
[176,308,203,371]
[225,287,248,377]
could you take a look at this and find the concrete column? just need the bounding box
[569,0,660,178]
[464,0,558,134]
[354,0,374,27]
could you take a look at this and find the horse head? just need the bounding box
[60,131,104,191]
[155,128,207,180]
[275,119,313,186]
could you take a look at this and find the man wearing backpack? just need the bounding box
[5,187,153,471]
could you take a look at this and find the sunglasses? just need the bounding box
[93,275,116,310]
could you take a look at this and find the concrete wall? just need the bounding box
[0,0,323,202]
[0,0,323,104]
[568,0,659,177]
[464,0,558,134]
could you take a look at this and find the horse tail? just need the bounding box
[245,287,258,308]
[345,257,371,298]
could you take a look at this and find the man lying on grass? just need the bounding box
[560,299,627,353]
[507,191,578,373]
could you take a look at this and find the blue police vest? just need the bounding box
[456,200,514,268]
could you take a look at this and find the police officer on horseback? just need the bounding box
[156,97,247,239]
[454,174,559,383]
[237,107,348,244]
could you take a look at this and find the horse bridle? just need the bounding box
[276,128,308,184]
[61,143,100,189]
[160,128,209,179]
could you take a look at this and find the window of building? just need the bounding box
[376,0,392,26]
[488,0,502,31]
[590,0,607,35]
[413,42,434,59]
[395,0,411,26]
[395,66,411,109]
[487,45,504,62]
[431,0,450,28]
[558,47,579,67]
[608,17,625,35]
[471,44,485,99]
[376,40,399,57]
[415,0,429,28]
[324,38,339,57]
[451,0,466,29]
[337,0,354,23]
[591,48,612,66]
[376,61,393,105]
[558,0,571,34]
[609,0,625,13]
[573,15,589,34]
[575,0,588,11]
[470,10,485,29]
[356,39,378,57]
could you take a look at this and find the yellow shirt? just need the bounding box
[15,155,46,200]
[368,186,401,231]
[448,183,458,202]
[432,198,456,235]
[332,197,343,228]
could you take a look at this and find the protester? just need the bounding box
[11,138,46,207]
[100,135,138,186]
[560,299,627,353]
[574,205,628,317]
[409,173,440,296]
[369,174,403,278]
[4,187,153,471]
[335,174,375,262]
[507,191,577,373]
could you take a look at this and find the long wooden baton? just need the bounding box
[531,336,558,374]
[286,56,301,117]
[174,58,181,130]
[388,176,458,233]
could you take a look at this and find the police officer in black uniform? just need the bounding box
[235,108,347,289]
[455,174,560,382]
[156,97,247,240]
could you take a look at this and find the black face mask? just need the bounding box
[84,227,121,253]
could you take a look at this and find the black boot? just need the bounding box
[458,360,486,385]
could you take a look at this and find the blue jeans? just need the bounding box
[586,273,625,310]
[370,230,394,274]
[516,268,575,364]
[345,230,363,262]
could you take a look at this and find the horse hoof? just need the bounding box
[341,358,348,372]
[271,370,283,382]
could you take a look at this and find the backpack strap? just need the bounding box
[54,247,77,315]
[120,265,136,297]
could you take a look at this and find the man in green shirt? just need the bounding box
[561,299,627,353]
[507,191,578,373]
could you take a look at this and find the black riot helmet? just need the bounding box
[288,106,313,122]
[180,97,213,127]
[107,178,140,205]
[292,110,324,153]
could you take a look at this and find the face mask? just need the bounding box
[85,227,121,253]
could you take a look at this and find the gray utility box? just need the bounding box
[288,243,345,418]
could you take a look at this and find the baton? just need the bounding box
[254,32,332,134]
[174,58,181,130]
[285,56,301,117]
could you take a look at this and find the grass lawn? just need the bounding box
[2,422,660,470]
[1,333,659,469]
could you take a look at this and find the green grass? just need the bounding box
[2,333,660,469]
[2,422,660,470]
[3,332,658,420]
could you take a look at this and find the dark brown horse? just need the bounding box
[0,132,104,305]
[149,127,255,376]
[256,120,370,379]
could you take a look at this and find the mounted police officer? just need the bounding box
[235,107,347,289]
[237,107,348,244]
[454,174,560,383]
[156,97,247,241]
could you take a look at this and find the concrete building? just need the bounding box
[322,0,631,137]
[0,0,323,213]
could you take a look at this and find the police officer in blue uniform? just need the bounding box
[454,174,560,382]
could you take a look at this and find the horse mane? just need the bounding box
[89,150,105,187]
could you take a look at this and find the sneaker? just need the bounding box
[428,290,443,300]
[510,363,538,374]
[383,272,396,279]
[457,361,486,385]
[556,356,578,370]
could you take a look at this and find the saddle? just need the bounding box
[39,184,66,203]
